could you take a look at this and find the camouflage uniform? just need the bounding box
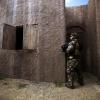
[66,56,83,88]
[62,32,84,89]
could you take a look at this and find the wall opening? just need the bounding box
[16,26,23,50]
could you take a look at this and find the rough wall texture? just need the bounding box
[86,0,97,74]
[0,0,7,48]
[65,5,87,28]
[0,0,65,82]
[1,0,100,81]
[6,0,14,25]
[65,1,100,78]
[0,50,39,81]
[11,0,41,26]
[80,0,100,78]
[0,0,7,24]
[65,2,100,78]
[65,5,88,71]
[0,24,3,48]
[38,0,65,81]
[23,24,39,49]
[95,0,100,77]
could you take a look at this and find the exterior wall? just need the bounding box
[65,1,100,78]
[65,2,100,79]
[6,0,14,25]
[11,0,41,26]
[85,0,100,78]
[0,0,65,82]
[38,0,65,81]
[0,0,7,48]
[0,24,4,48]
[95,0,100,77]
[1,0,100,81]
[65,5,87,28]
[0,50,39,81]
[0,0,7,24]
[86,0,97,74]
[65,5,88,71]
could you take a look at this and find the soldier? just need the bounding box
[62,32,84,89]
[61,41,68,65]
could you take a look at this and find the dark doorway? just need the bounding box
[16,26,23,50]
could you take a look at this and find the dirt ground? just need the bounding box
[0,73,100,100]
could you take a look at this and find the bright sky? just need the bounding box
[65,0,89,7]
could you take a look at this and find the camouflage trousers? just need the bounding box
[65,58,84,88]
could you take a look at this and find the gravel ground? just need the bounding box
[0,73,100,100]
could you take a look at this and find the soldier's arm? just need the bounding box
[61,43,68,52]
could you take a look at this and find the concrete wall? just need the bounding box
[0,50,39,81]
[65,5,88,71]
[65,5,87,28]
[0,0,65,82]
[38,0,65,81]
[65,2,100,79]
[2,0,100,81]
[0,0,7,24]
[6,0,14,25]
[65,1,100,78]
[9,0,41,26]
[82,0,100,78]
[86,0,97,74]
[0,0,7,48]
[95,0,100,77]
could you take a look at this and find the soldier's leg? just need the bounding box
[75,68,84,86]
[65,67,68,82]
[65,66,75,89]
